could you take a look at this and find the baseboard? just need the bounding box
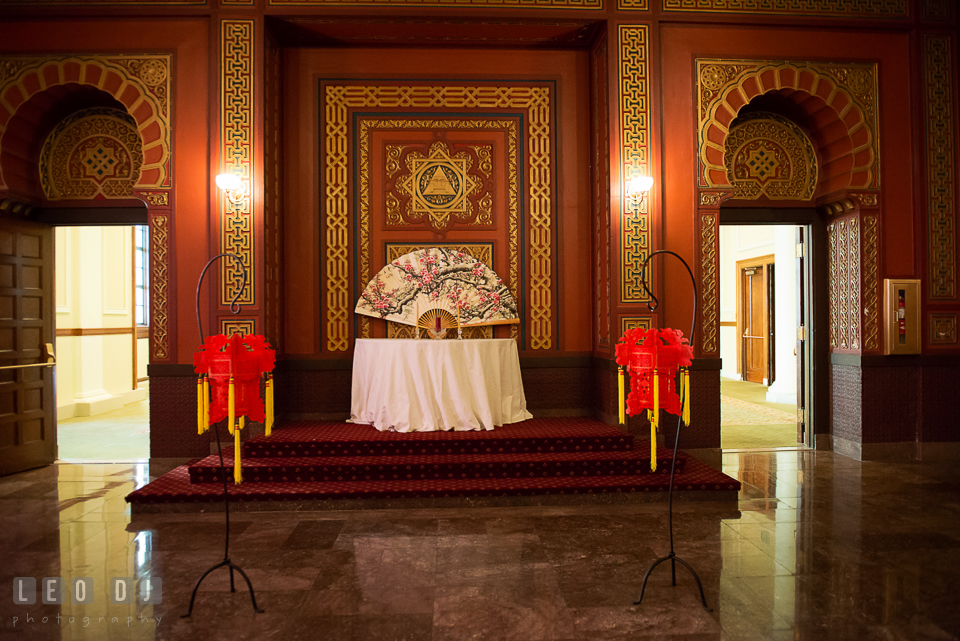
[815,433,832,451]
[61,387,147,419]
[528,408,592,418]
[916,442,960,461]
[831,435,862,461]
[148,457,195,476]
[284,413,351,421]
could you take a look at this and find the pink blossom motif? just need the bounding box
[472,263,484,277]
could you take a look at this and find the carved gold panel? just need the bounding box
[324,85,553,352]
[40,108,143,200]
[357,119,519,344]
[724,113,818,201]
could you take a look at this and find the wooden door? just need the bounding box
[742,266,766,383]
[0,218,56,476]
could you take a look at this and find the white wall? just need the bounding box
[55,227,148,418]
[718,226,799,404]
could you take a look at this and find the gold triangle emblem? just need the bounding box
[423,166,456,195]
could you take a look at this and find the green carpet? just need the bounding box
[720,379,800,450]
[58,399,150,462]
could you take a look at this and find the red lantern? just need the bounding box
[615,327,693,470]
[194,334,276,484]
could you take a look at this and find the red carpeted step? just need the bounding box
[127,455,739,505]
[243,417,634,459]
[187,447,687,484]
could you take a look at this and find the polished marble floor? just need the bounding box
[1,449,958,640]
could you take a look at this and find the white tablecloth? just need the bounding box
[349,338,533,432]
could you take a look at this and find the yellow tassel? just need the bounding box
[682,369,691,426]
[652,369,660,431]
[266,374,274,437]
[202,376,210,434]
[651,369,659,472]
[648,408,657,472]
[617,367,625,425]
[234,418,243,485]
[196,377,204,435]
[227,377,236,436]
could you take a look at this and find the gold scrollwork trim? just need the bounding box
[618,25,651,303]
[324,85,552,351]
[220,20,255,308]
[151,214,169,360]
[358,120,519,342]
[924,35,956,300]
[700,214,718,353]
[141,191,169,206]
[863,215,879,351]
[828,222,838,348]
[849,219,861,349]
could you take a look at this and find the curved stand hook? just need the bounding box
[183,252,263,617]
[632,249,711,612]
[195,252,247,343]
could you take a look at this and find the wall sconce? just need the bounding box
[215,173,246,205]
[625,175,654,208]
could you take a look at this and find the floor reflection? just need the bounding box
[1,449,958,640]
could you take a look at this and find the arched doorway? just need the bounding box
[696,59,883,451]
[0,56,171,474]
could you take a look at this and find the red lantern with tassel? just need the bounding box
[615,327,693,471]
[194,333,276,484]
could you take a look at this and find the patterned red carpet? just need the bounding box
[126,417,739,507]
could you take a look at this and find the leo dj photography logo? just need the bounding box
[13,577,162,605]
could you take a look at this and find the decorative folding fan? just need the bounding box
[355,247,519,330]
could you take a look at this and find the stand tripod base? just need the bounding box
[634,551,712,612]
[181,558,265,617]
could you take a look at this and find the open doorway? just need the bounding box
[719,224,806,450]
[54,225,149,462]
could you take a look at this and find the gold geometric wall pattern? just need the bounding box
[618,25,651,304]
[391,140,492,231]
[697,59,879,191]
[725,112,818,201]
[39,108,143,200]
[220,20,255,308]
[323,84,553,352]
[924,34,956,301]
[828,216,863,351]
[270,0,601,6]
[357,118,520,342]
[664,0,906,17]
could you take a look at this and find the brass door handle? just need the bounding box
[0,343,56,370]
